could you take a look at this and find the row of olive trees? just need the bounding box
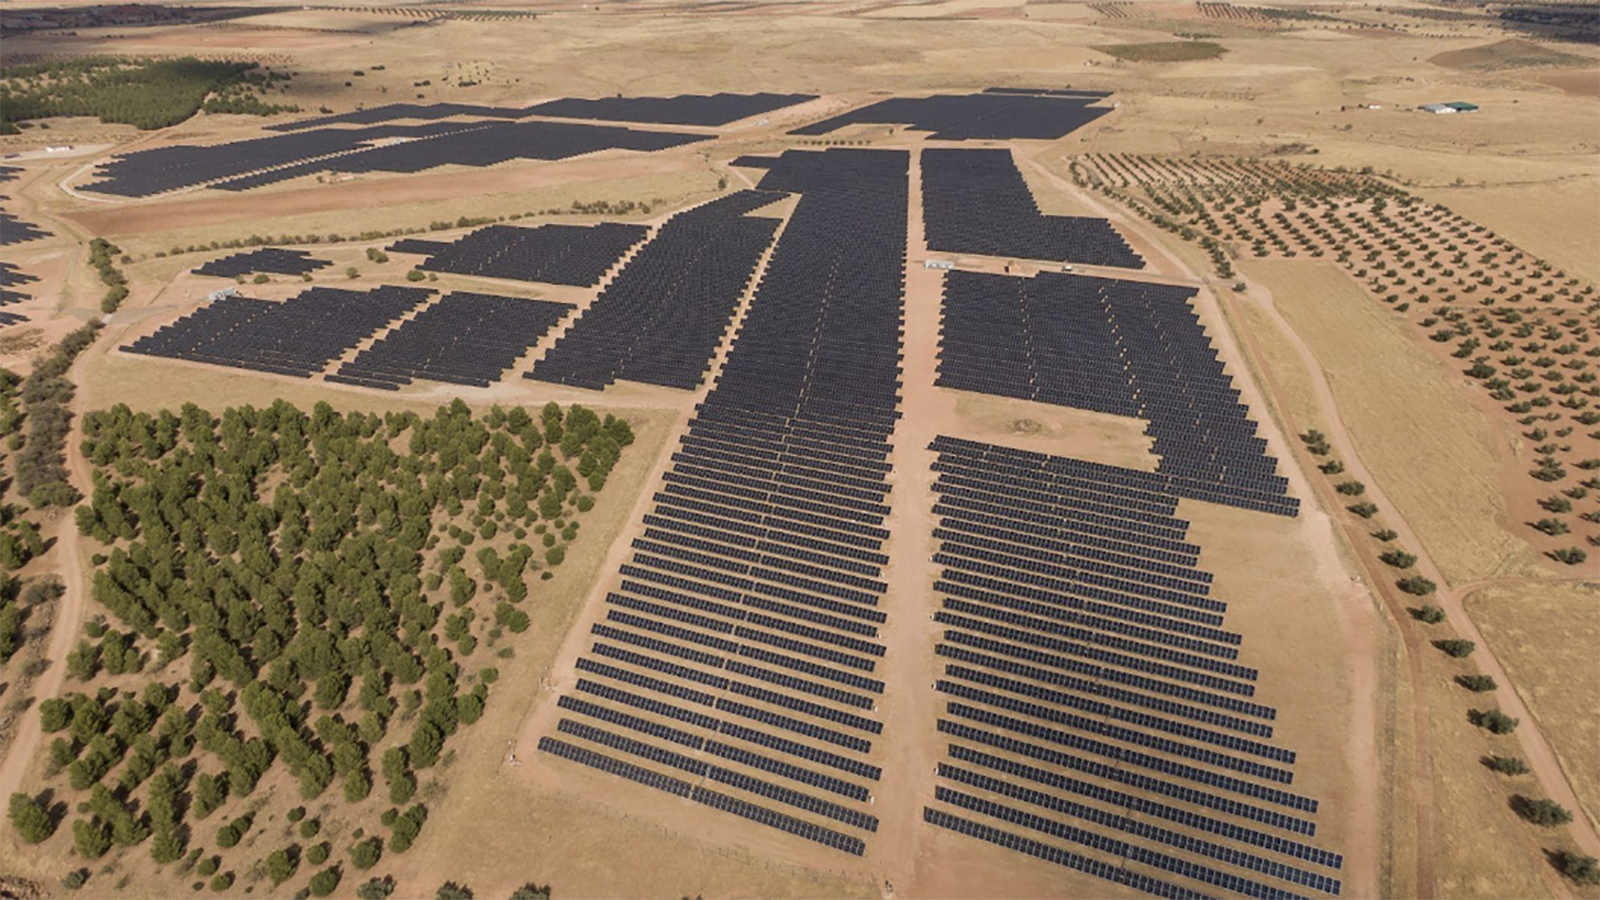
[1299,427,1595,883]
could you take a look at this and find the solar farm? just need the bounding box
[3,6,1597,900]
[55,89,1370,893]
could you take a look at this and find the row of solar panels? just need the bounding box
[925,438,1339,898]
[538,149,910,856]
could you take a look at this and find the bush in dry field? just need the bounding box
[1434,638,1475,658]
[1380,549,1417,568]
[1397,575,1436,596]
[1457,673,1497,692]
[1512,796,1572,827]
[1485,755,1529,776]
[1471,708,1519,734]
[1559,852,1600,886]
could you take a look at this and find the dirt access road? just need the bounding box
[1236,276,1600,868]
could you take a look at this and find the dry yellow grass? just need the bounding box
[1467,582,1600,831]
[1422,177,1600,286]
[1244,258,1549,585]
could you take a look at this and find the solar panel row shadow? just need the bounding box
[527,92,817,126]
[193,247,332,278]
[922,147,1142,268]
[936,269,1297,516]
[527,190,782,391]
[924,437,1343,899]
[330,291,573,389]
[790,92,1112,141]
[122,284,433,378]
[540,148,908,855]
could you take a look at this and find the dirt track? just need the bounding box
[1238,276,1600,869]
[0,351,96,821]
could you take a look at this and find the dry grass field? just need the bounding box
[1244,259,1551,585]
[1467,583,1600,831]
[1,0,1597,897]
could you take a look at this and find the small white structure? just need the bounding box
[1419,103,1457,115]
[208,287,240,302]
[924,258,955,270]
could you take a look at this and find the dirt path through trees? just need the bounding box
[0,351,97,821]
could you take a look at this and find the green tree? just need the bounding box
[1473,708,1519,735]
[1513,796,1572,827]
[1558,852,1600,886]
[350,836,383,869]
[266,847,299,885]
[8,793,56,843]
[73,817,112,859]
[309,867,342,898]
[1486,756,1529,776]
[356,876,397,900]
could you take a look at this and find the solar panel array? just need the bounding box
[395,221,647,287]
[192,247,332,278]
[0,211,52,246]
[536,148,909,856]
[527,93,817,126]
[922,148,1142,268]
[121,285,433,378]
[527,190,781,390]
[1,261,38,307]
[211,121,710,192]
[924,436,1343,899]
[265,102,531,132]
[985,86,1115,98]
[0,311,27,328]
[789,92,1112,141]
[329,291,573,390]
[0,166,50,245]
[85,121,709,197]
[937,270,1297,517]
